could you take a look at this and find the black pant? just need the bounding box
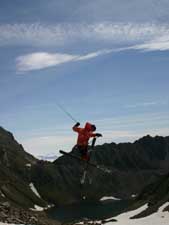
[74,145,89,159]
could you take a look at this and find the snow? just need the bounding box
[25,163,31,168]
[131,194,137,198]
[100,196,121,201]
[29,182,41,198]
[105,202,169,225]
[0,191,5,198]
[30,203,54,211]
[30,204,44,211]
[29,183,54,211]
[0,223,24,225]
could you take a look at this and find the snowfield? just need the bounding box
[105,202,169,225]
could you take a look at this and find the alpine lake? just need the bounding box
[47,199,132,223]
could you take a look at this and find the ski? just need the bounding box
[59,150,98,168]
[59,150,112,174]
[80,170,87,184]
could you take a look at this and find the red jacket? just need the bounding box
[73,122,96,146]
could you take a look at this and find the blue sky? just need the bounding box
[0,0,169,157]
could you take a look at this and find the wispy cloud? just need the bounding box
[130,35,169,52]
[1,22,169,47]
[16,49,118,72]
[16,52,78,72]
[21,134,76,156]
[125,101,167,108]
[5,22,169,72]
[94,112,169,128]
[78,49,113,60]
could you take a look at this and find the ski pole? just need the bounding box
[91,137,97,149]
[56,103,78,123]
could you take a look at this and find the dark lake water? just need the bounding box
[47,199,131,223]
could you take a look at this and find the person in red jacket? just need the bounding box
[72,122,102,161]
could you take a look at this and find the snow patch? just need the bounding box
[30,204,44,211]
[158,202,169,213]
[30,204,54,211]
[0,223,24,225]
[29,183,41,198]
[104,202,169,225]
[25,163,31,168]
[100,196,121,201]
[131,194,137,198]
[0,190,5,198]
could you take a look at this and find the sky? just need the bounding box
[0,0,169,157]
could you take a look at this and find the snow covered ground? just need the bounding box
[105,202,169,225]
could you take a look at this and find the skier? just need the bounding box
[72,122,102,161]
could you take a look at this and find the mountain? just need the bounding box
[0,126,169,224]
[102,172,169,225]
[0,126,59,225]
[132,172,169,218]
[31,134,169,205]
[0,126,46,207]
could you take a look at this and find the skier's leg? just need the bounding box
[79,146,89,184]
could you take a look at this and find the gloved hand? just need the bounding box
[74,122,80,127]
[95,133,102,137]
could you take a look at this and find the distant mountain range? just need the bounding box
[37,153,59,161]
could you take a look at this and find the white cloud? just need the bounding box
[16,49,118,72]
[126,101,162,108]
[130,35,169,51]
[16,52,78,72]
[12,23,169,72]
[78,49,113,60]
[21,134,76,156]
[1,22,169,48]
[94,112,169,128]
[3,22,169,71]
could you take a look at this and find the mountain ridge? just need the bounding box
[0,125,169,224]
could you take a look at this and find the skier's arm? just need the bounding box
[89,133,102,138]
[95,133,102,137]
[72,122,81,132]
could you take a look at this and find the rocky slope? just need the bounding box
[0,126,59,225]
[131,172,169,218]
[72,172,169,225]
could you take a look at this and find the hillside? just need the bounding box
[99,173,169,225]
[0,126,59,225]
